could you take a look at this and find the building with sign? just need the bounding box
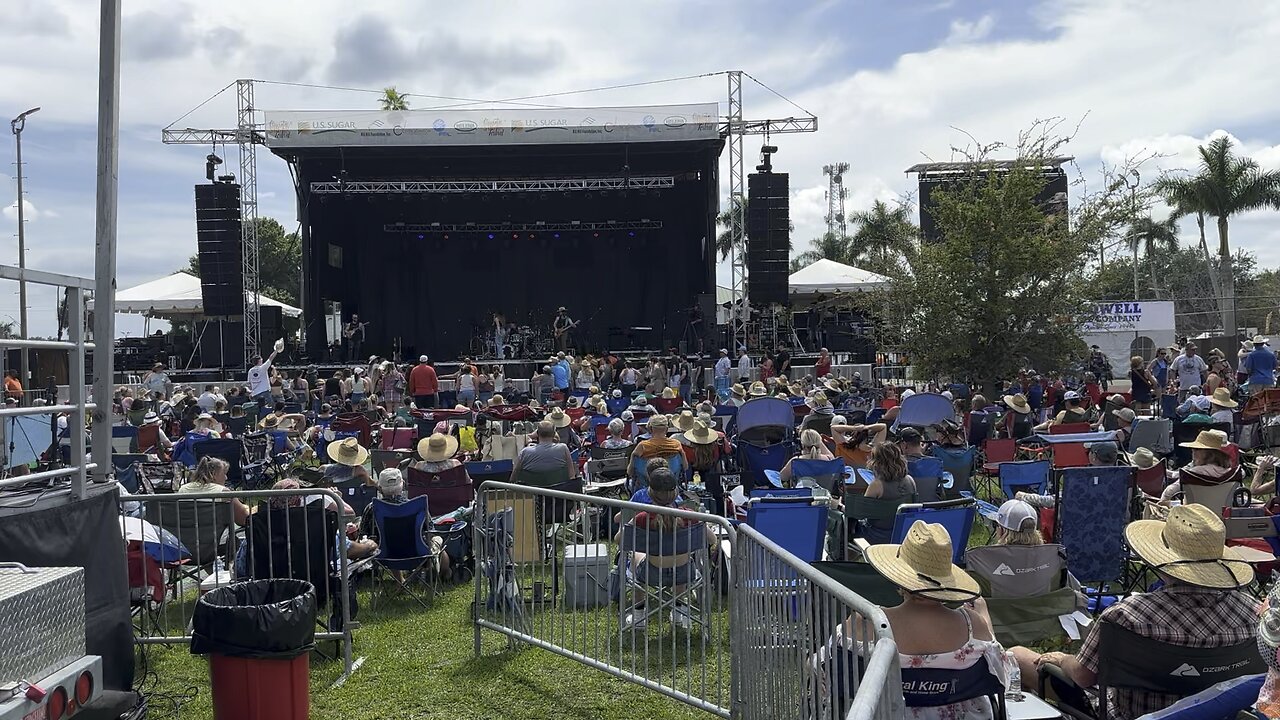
[1080,301,1176,378]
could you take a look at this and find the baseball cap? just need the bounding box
[996,499,1038,533]
[1063,390,1082,401]
[419,355,429,363]
[378,468,404,495]
[1088,441,1119,464]
[898,427,923,443]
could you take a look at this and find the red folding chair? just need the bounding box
[977,438,1017,500]
[406,465,475,518]
[1049,422,1092,435]
[1135,461,1167,497]
[1051,442,1089,469]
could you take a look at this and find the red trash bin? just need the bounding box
[191,579,316,720]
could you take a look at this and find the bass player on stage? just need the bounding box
[344,313,368,362]
[553,306,577,352]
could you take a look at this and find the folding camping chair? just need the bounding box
[1127,417,1173,455]
[111,425,138,455]
[891,392,956,433]
[586,445,631,487]
[477,506,530,632]
[370,496,439,609]
[379,426,415,451]
[1180,479,1251,518]
[735,441,792,493]
[628,452,687,493]
[965,544,1082,646]
[846,494,913,553]
[764,457,848,493]
[466,459,513,492]
[889,499,976,565]
[1054,465,1133,608]
[405,464,475,518]
[144,496,234,598]
[966,411,995,447]
[998,459,1050,501]
[1038,622,1266,720]
[743,488,829,562]
[333,476,377,518]
[1050,422,1092,435]
[1050,442,1090,470]
[370,448,409,475]
[932,445,977,497]
[618,520,711,634]
[907,456,947,503]
[192,438,251,488]
[977,438,1017,500]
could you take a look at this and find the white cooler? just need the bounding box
[563,543,611,609]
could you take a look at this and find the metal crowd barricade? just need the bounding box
[473,481,738,717]
[733,524,903,720]
[119,487,366,685]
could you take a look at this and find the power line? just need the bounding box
[418,71,728,111]
[741,70,816,118]
[162,80,237,130]
[254,80,564,109]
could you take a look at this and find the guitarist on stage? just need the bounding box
[344,314,368,363]
[553,306,577,352]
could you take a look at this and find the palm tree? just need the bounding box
[1125,215,1179,296]
[791,232,852,272]
[379,87,410,111]
[1156,136,1280,334]
[848,199,918,275]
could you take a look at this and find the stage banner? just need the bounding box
[264,103,720,148]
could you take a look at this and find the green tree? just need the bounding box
[848,199,919,277]
[1155,136,1280,335]
[185,217,301,307]
[791,231,853,272]
[873,132,1142,395]
[379,87,410,111]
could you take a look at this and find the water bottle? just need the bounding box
[1004,650,1023,700]
[213,558,224,574]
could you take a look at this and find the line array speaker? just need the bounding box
[747,172,790,306]
[195,183,243,317]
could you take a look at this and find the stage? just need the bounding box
[265,105,723,362]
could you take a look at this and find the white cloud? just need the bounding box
[2,198,41,223]
[944,14,996,45]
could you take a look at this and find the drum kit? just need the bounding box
[470,322,552,360]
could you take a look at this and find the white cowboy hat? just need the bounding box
[416,432,459,463]
[142,411,160,425]
[1210,387,1238,409]
[327,437,370,467]
[1125,504,1253,589]
[1002,393,1033,414]
[1128,446,1157,470]
[547,407,572,429]
[661,387,678,400]
[731,383,747,398]
[1179,429,1230,451]
[672,409,697,432]
[865,521,980,602]
[685,420,718,445]
[748,381,768,398]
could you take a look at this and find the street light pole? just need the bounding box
[11,107,40,402]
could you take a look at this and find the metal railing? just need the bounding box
[732,524,903,720]
[0,265,98,499]
[473,481,738,717]
[119,487,365,685]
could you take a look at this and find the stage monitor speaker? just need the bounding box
[258,305,283,356]
[195,183,243,317]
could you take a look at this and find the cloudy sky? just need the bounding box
[3,0,1279,338]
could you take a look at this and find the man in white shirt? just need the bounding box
[196,385,224,412]
[714,348,732,401]
[1171,344,1208,401]
[246,347,280,406]
[736,347,754,383]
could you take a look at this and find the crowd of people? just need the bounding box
[101,331,1280,720]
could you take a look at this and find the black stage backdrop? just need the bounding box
[283,140,721,360]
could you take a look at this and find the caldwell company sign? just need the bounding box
[1083,301,1175,333]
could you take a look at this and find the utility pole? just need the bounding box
[90,0,121,485]
[11,107,39,401]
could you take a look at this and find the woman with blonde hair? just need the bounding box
[178,456,250,525]
[778,428,834,486]
[1128,355,1155,412]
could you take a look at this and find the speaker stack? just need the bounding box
[194,183,243,317]
[747,172,790,306]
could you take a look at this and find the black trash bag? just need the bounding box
[190,579,316,659]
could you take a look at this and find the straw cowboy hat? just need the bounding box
[1179,429,1230,451]
[261,415,281,429]
[547,407,572,429]
[1255,335,1271,346]
[661,387,679,400]
[327,437,370,467]
[823,379,843,394]
[866,521,980,602]
[1002,393,1033,415]
[731,383,747,399]
[488,394,506,406]
[1210,387,1239,409]
[417,432,459,463]
[748,381,768,398]
[685,419,718,445]
[806,391,831,410]
[1128,446,1157,470]
[672,409,697,432]
[1126,504,1253,589]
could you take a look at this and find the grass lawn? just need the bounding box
[142,581,715,720]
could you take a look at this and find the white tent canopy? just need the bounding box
[91,272,301,319]
[788,259,890,294]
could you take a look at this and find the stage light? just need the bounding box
[553,233,560,239]
[443,234,449,240]
[628,231,636,237]
[593,232,599,238]
[512,233,519,239]
[487,233,495,239]
[528,234,534,239]
[417,234,424,240]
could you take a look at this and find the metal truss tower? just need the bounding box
[236,79,260,366]
[823,162,849,240]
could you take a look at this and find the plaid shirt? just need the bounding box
[1076,584,1258,719]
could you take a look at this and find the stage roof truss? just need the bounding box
[383,220,663,233]
[310,176,675,194]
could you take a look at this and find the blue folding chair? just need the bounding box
[932,446,977,495]
[111,425,138,455]
[745,488,828,562]
[907,456,949,503]
[370,496,438,608]
[998,459,1050,500]
[890,499,977,565]
[606,397,629,415]
[736,441,793,492]
[764,457,849,492]
[629,453,686,492]
[1055,466,1133,589]
[466,459,513,491]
